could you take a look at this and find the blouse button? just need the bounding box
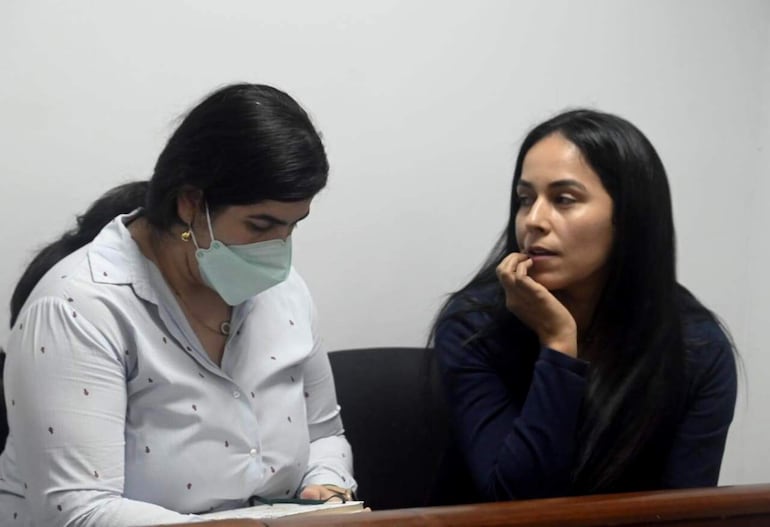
[249,448,258,457]
[233,391,241,399]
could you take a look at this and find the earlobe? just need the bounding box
[176,187,204,225]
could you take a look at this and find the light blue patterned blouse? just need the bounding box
[0,211,355,526]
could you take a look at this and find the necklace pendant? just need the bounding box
[220,321,231,336]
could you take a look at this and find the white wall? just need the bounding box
[1,0,768,484]
[720,6,770,485]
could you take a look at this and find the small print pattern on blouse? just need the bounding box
[0,211,355,527]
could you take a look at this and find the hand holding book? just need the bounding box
[300,483,354,503]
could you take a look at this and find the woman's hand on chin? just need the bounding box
[496,252,578,357]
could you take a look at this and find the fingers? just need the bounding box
[300,484,349,503]
[496,253,529,285]
[497,252,550,318]
[497,252,530,272]
[515,258,533,279]
[497,253,538,291]
[299,485,323,500]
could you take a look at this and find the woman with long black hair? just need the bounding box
[0,83,355,525]
[433,109,737,501]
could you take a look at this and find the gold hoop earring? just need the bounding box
[181,229,192,242]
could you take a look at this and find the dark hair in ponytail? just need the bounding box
[10,83,328,326]
[10,182,148,327]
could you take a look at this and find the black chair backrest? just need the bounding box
[328,347,451,510]
[0,350,7,452]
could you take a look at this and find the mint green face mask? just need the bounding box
[190,204,292,306]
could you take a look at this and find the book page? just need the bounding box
[199,501,364,520]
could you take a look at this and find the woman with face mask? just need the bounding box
[432,109,738,501]
[0,83,355,525]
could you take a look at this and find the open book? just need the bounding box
[199,500,365,520]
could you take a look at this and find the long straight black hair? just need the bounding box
[10,83,328,326]
[434,109,719,492]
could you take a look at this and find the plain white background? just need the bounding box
[1,0,768,485]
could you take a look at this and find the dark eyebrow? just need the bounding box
[517,179,588,192]
[247,211,310,225]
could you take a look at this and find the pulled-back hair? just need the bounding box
[10,83,328,326]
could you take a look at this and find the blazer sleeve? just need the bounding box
[662,322,738,488]
[435,313,589,500]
